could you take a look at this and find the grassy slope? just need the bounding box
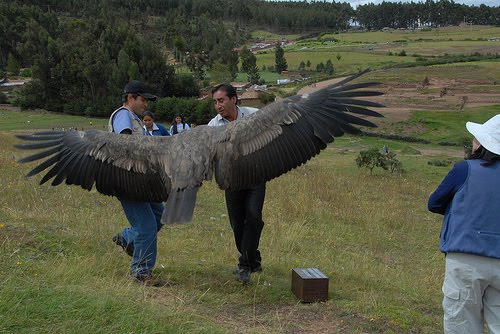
[366,61,500,82]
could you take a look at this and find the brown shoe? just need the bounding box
[112,233,134,257]
[129,274,171,287]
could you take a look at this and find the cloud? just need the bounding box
[348,0,497,7]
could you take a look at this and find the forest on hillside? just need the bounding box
[1,0,499,118]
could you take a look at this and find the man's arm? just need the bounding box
[112,109,133,134]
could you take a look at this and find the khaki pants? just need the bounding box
[443,252,500,334]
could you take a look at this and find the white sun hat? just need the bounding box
[466,114,500,155]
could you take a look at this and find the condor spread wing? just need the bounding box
[15,70,385,225]
[214,70,385,190]
[15,130,172,202]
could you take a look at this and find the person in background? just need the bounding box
[428,114,500,333]
[207,84,265,285]
[108,80,168,287]
[169,113,190,135]
[142,111,170,136]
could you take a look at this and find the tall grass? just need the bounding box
[1,126,450,333]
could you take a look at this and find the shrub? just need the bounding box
[422,76,430,86]
[20,68,32,77]
[356,148,402,174]
[172,73,200,97]
[386,152,403,173]
[192,98,216,125]
[361,131,430,144]
[356,148,385,174]
[153,97,200,124]
[258,91,276,105]
[427,159,453,167]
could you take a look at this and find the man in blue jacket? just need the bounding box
[428,114,500,333]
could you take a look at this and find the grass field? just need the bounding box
[2,25,500,333]
[255,50,415,74]
[0,109,108,132]
[251,25,500,79]
[1,127,448,333]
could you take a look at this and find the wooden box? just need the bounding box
[291,268,329,303]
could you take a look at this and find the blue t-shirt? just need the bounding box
[112,108,142,134]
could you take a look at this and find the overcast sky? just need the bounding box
[267,0,498,8]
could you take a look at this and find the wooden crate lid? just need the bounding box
[293,268,328,279]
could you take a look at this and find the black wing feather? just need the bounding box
[221,70,384,191]
[16,130,170,202]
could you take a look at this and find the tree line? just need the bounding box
[356,0,499,29]
[4,0,497,32]
[0,2,226,122]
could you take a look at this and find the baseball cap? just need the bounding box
[123,80,157,101]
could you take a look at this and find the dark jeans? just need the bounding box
[225,183,266,270]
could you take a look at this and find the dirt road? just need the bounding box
[297,77,345,95]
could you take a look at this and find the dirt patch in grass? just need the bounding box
[201,302,404,334]
[418,148,464,158]
[0,104,21,112]
[0,224,37,246]
[371,79,500,126]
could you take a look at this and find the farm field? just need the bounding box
[255,50,415,75]
[2,26,500,334]
[326,25,500,43]
[253,25,500,75]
